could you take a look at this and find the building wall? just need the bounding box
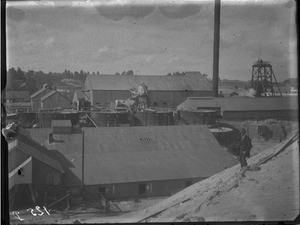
[91,90,212,108]
[38,112,80,128]
[84,178,204,201]
[9,148,30,173]
[41,93,71,110]
[148,90,212,107]
[32,158,63,204]
[223,110,298,120]
[91,90,131,107]
[32,99,41,112]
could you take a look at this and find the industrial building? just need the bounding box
[83,72,212,108]
[177,96,298,120]
[23,123,236,202]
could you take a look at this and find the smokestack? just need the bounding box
[212,0,221,97]
[48,133,54,143]
[81,130,85,196]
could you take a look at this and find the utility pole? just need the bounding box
[81,130,85,198]
[212,0,221,97]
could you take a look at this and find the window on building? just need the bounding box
[139,184,146,195]
[185,180,192,188]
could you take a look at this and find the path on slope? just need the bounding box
[131,130,299,222]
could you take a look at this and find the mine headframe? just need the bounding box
[251,59,282,97]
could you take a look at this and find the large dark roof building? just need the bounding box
[27,125,237,200]
[84,72,212,108]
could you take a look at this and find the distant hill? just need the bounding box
[280,77,298,88]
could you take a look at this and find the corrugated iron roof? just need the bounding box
[40,90,72,103]
[85,74,212,91]
[30,85,50,99]
[26,126,237,185]
[177,96,298,113]
[40,90,56,101]
[51,120,72,127]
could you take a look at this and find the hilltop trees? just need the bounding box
[6,67,89,93]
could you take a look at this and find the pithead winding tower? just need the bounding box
[251,59,282,97]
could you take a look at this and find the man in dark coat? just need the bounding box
[239,128,252,177]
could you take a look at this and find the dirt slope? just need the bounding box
[127,130,299,223]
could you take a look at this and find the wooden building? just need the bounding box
[84,72,212,108]
[30,84,72,112]
[40,90,72,111]
[30,84,52,112]
[27,125,237,201]
[8,131,64,210]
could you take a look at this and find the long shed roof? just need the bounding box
[177,96,298,113]
[85,74,212,91]
[26,126,237,185]
[30,85,51,99]
[40,90,72,103]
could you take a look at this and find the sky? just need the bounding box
[6,0,297,81]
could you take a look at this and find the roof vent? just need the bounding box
[139,137,156,143]
[51,120,72,134]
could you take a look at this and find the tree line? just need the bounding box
[6,67,90,94]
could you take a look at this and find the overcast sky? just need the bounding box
[6,0,297,81]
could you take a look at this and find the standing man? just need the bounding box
[239,128,252,177]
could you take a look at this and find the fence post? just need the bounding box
[44,192,48,208]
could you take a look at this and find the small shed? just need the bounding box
[51,120,72,134]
